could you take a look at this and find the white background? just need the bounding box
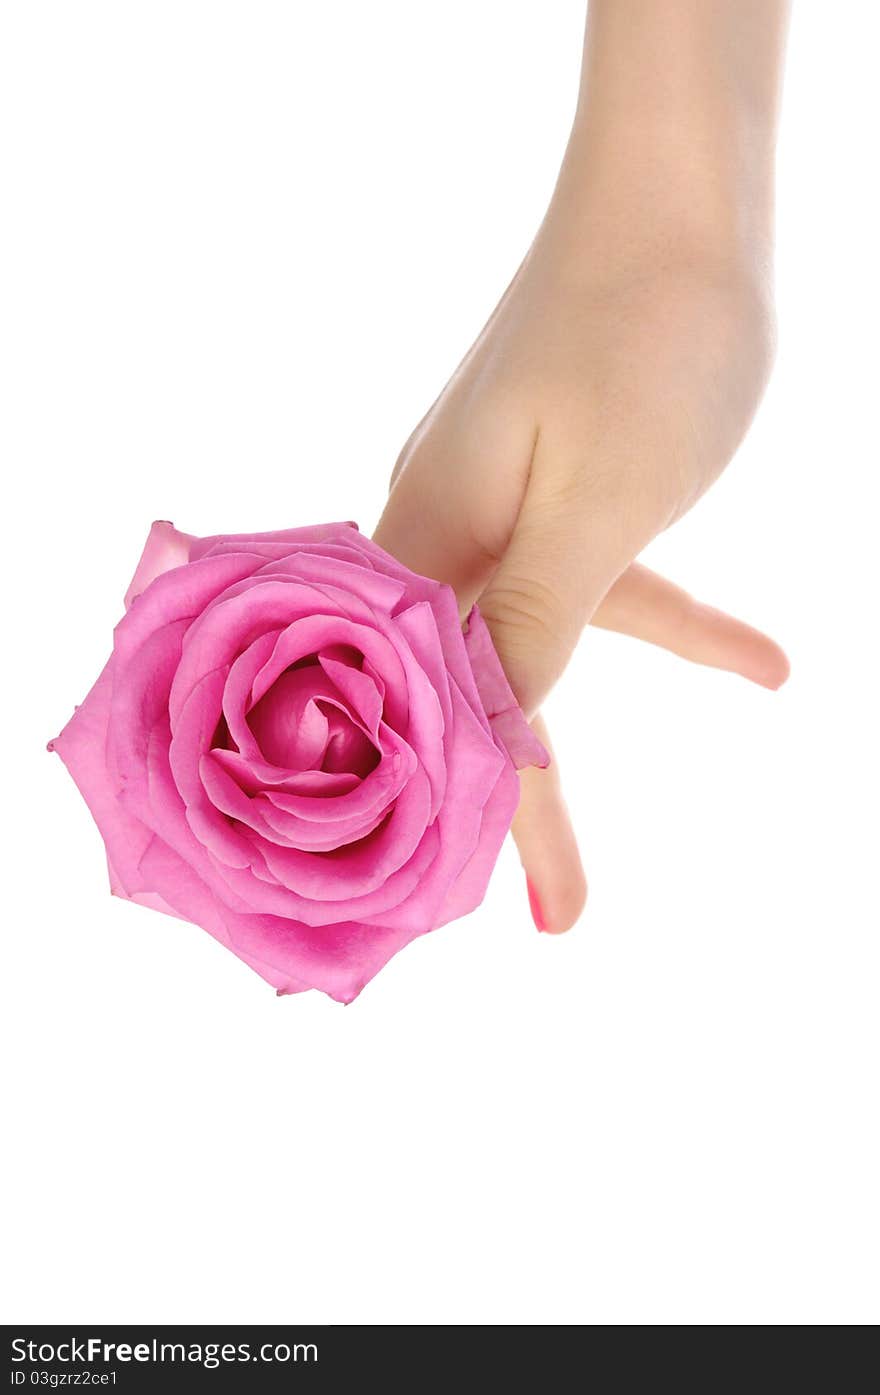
[1,2,877,1325]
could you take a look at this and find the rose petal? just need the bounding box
[463,607,550,770]
[357,678,507,934]
[124,520,197,609]
[49,660,156,898]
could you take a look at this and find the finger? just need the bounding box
[373,407,533,606]
[511,714,586,935]
[374,447,489,600]
[477,442,649,716]
[593,562,790,689]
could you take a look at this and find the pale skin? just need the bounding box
[375,0,792,933]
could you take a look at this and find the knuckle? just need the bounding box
[481,573,574,660]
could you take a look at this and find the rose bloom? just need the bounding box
[50,522,548,1002]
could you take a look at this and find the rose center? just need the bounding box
[247,664,378,778]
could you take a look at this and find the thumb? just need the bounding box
[477,448,648,717]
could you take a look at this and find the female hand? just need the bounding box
[375,0,791,933]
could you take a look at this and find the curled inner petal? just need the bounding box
[247,664,379,778]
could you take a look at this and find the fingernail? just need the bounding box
[526,877,548,932]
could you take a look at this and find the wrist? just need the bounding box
[559,0,788,273]
[549,123,774,282]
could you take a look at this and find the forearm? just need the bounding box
[550,0,791,275]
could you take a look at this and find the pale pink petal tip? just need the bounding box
[463,607,550,770]
[124,519,197,610]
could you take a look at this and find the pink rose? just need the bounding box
[50,521,548,1002]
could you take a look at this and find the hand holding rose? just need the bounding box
[375,0,791,934]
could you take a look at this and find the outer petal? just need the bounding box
[125,521,198,609]
[433,758,520,925]
[189,521,360,562]
[134,836,410,1004]
[49,660,179,903]
[463,607,550,770]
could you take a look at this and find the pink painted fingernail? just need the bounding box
[527,877,548,932]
